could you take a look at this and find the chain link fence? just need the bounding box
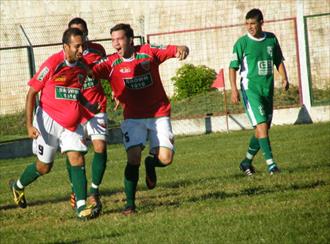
[304,13,330,106]
[0,2,329,142]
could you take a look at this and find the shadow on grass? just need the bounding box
[1,170,328,214]
[137,179,327,214]
[50,230,123,244]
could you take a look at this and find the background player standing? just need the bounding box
[229,8,289,176]
[92,23,189,214]
[9,28,96,220]
[67,17,108,216]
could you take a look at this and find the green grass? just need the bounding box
[1,122,329,243]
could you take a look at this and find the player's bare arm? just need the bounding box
[175,46,189,60]
[25,87,40,139]
[277,62,289,91]
[229,68,240,104]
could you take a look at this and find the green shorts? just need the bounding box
[241,88,273,127]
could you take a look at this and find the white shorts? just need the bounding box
[83,112,108,141]
[120,117,174,153]
[32,107,87,163]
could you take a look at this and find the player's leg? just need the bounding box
[120,119,147,215]
[10,107,57,207]
[239,134,260,175]
[86,113,108,215]
[255,97,279,174]
[145,117,174,189]
[239,89,261,175]
[60,126,93,220]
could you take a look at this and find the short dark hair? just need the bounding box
[68,17,88,35]
[246,8,263,22]
[62,28,84,44]
[110,23,134,39]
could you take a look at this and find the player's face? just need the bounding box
[111,30,133,58]
[245,18,263,38]
[64,35,84,63]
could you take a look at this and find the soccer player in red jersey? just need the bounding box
[67,18,108,217]
[9,28,97,220]
[92,23,189,214]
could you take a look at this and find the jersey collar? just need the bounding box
[247,32,266,41]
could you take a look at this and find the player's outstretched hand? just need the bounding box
[27,126,40,139]
[231,88,240,104]
[176,46,189,60]
[282,79,289,91]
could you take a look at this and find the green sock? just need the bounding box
[18,162,41,188]
[242,135,260,165]
[124,164,139,208]
[65,157,74,192]
[258,137,275,166]
[90,151,107,195]
[71,165,87,211]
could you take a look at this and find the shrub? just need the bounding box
[172,64,217,100]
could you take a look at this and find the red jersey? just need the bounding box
[28,50,88,131]
[80,42,107,123]
[93,44,177,119]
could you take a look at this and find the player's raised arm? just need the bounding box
[175,45,189,60]
[25,87,40,139]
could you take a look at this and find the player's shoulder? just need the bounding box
[105,52,123,67]
[85,41,106,56]
[238,34,249,42]
[43,50,64,68]
[234,34,249,47]
[264,31,277,40]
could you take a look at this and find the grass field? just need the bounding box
[0,122,329,243]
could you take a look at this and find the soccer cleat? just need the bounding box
[239,161,256,176]
[268,163,280,175]
[88,193,102,217]
[70,192,76,210]
[9,180,27,208]
[145,157,157,189]
[122,205,136,216]
[77,206,95,220]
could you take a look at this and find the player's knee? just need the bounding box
[158,154,173,165]
[92,140,106,153]
[67,152,85,166]
[36,161,53,175]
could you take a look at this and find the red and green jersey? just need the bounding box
[229,32,284,96]
[28,50,88,131]
[93,44,177,119]
[80,42,107,123]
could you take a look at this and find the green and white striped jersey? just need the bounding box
[229,32,284,95]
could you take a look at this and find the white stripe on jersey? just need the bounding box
[240,56,249,90]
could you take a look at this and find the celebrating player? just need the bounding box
[9,28,97,220]
[229,8,289,176]
[67,17,108,217]
[92,23,189,215]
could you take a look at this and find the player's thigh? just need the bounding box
[120,119,148,151]
[127,146,143,165]
[86,112,108,141]
[242,89,268,126]
[263,96,273,126]
[147,117,174,163]
[59,125,88,154]
[32,107,59,163]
